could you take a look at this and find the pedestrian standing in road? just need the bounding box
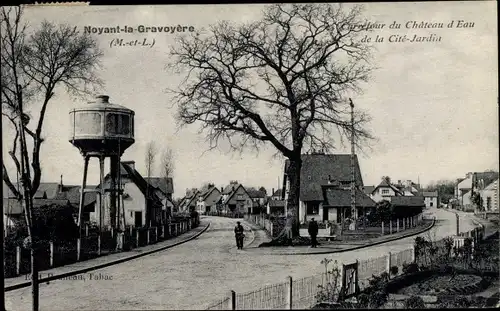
[234,221,245,249]
[308,218,319,248]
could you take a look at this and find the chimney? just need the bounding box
[59,174,64,193]
[221,186,224,193]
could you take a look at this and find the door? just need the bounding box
[323,206,329,222]
[134,211,143,227]
[206,206,211,213]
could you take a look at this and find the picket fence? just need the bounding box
[5,217,199,277]
[205,215,489,310]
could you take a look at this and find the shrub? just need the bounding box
[404,296,425,309]
[390,265,399,276]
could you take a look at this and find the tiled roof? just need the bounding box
[144,177,174,194]
[272,189,283,197]
[3,198,80,215]
[391,196,425,207]
[285,154,364,202]
[246,188,267,199]
[222,183,240,195]
[363,186,375,195]
[421,191,438,197]
[373,179,403,195]
[200,186,221,200]
[119,163,162,207]
[322,186,376,208]
[53,185,97,206]
[268,200,285,208]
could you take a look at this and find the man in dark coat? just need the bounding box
[308,218,319,248]
[234,221,245,249]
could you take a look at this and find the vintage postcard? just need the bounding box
[2,1,498,310]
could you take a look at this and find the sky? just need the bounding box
[1,2,498,199]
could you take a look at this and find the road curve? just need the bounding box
[5,208,476,310]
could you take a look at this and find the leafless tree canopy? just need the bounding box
[161,147,175,180]
[168,3,375,159]
[145,141,157,178]
[1,7,103,199]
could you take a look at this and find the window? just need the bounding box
[382,189,390,195]
[74,112,102,135]
[306,202,319,215]
[487,197,491,210]
[430,202,433,207]
[106,113,131,135]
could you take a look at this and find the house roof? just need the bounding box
[53,185,97,206]
[285,153,364,202]
[225,184,252,203]
[363,186,375,195]
[484,178,499,190]
[268,200,285,208]
[322,186,376,208]
[4,182,60,199]
[200,186,221,201]
[116,162,162,206]
[373,179,403,195]
[391,196,425,207]
[421,191,438,197]
[3,198,80,215]
[246,188,267,199]
[222,183,240,195]
[272,189,283,197]
[143,177,174,194]
[474,172,499,189]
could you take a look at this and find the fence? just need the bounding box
[5,216,200,277]
[204,215,493,310]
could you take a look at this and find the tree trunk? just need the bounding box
[285,157,301,238]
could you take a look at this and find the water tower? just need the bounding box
[69,95,135,232]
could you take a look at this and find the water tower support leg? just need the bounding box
[78,155,90,230]
[99,155,106,232]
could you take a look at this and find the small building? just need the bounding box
[196,184,222,214]
[321,184,376,223]
[479,178,499,211]
[421,191,439,208]
[178,188,200,212]
[455,171,499,209]
[267,199,286,215]
[95,161,164,228]
[369,178,404,203]
[269,188,284,201]
[221,182,253,215]
[246,188,267,213]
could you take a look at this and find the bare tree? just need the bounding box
[161,146,175,181]
[145,141,157,178]
[168,4,375,242]
[1,7,103,310]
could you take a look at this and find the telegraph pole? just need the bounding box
[349,98,357,231]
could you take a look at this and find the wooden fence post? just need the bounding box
[389,220,393,234]
[397,219,400,232]
[381,221,384,235]
[286,276,293,309]
[155,227,158,242]
[147,229,150,244]
[16,246,21,275]
[403,218,406,230]
[229,290,236,310]
[386,252,392,278]
[85,225,89,237]
[75,239,80,262]
[136,230,140,248]
[411,245,416,263]
[97,235,101,256]
[129,226,133,236]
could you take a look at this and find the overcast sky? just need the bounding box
[2,2,498,198]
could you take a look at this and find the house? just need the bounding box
[178,188,200,212]
[479,178,499,211]
[267,199,286,215]
[269,188,284,201]
[246,188,267,211]
[421,191,439,208]
[368,178,404,203]
[455,171,499,209]
[3,178,97,225]
[390,196,426,212]
[195,184,222,214]
[321,183,376,223]
[95,161,164,228]
[282,152,367,224]
[221,181,253,215]
[144,177,175,221]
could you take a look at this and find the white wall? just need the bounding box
[371,186,397,202]
[424,196,438,208]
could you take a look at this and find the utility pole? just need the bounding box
[350,98,357,231]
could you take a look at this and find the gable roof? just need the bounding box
[225,184,252,203]
[272,189,283,197]
[200,186,221,201]
[373,179,403,195]
[484,178,499,190]
[322,186,376,208]
[391,196,425,207]
[143,177,174,194]
[3,198,80,215]
[268,200,285,208]
[285,153,364,202]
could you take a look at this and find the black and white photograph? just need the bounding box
[1,1,498,310]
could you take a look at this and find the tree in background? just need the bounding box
[161,146,175,182]
[424,179,455,204]
[144,141,157,225]
[168,3,375,244]
[1,7,102,310]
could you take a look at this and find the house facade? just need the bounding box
[94,161,163,228]
[221,182,253,215]
[455,171,499,209]
[369,178,404,203]
[421,191,439,208]
[196,185,222,214]
[178,189,200,212]
[282,152,369,224]
[246,188,267,213]
[480,179,499,211]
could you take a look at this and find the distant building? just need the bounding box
[421,191,438,208]
[196,184,222,214]
[221,182,253,215]
[480,179,499,211]
[455,171,499,210]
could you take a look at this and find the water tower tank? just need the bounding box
[69,95,135,155]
